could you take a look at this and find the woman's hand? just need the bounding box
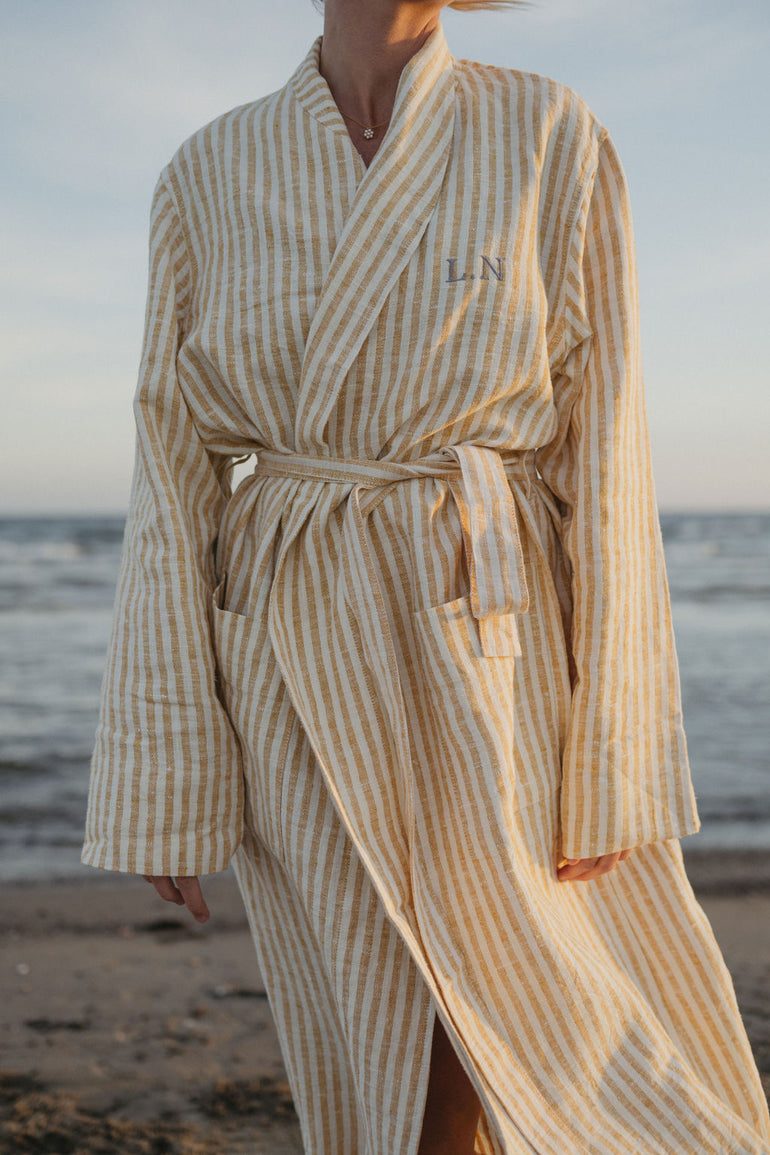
[556,849,633,882]
[142,874,210,922]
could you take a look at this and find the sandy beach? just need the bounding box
[2,846,769,1153]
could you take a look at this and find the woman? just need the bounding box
[81,1,770,1152]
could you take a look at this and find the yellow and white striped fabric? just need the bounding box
[81,22,770,1154]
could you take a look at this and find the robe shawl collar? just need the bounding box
[286,23,457,450]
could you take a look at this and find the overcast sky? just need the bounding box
[1,0,768,513]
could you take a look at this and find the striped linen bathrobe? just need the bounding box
[81,22,770,1155]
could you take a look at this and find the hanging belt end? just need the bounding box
[478,614,523,659]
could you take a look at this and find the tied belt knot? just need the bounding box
[251,444,537,659]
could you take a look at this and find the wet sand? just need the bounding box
[2,846,769,1153]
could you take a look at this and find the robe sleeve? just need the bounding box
[80,169,245,876]
[535,129,701,860]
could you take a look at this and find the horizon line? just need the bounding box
[1,506,769,519]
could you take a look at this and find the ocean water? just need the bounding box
[0,511,768,882]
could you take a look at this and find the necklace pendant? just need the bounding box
[363,127,374,140]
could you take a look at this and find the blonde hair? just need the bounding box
[447,1,529,8]
[311,1,530,10]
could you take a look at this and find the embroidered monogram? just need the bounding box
[445,255,504,283]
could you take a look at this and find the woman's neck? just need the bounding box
[319,0,446,128]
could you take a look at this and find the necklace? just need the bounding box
[336,107,391,140]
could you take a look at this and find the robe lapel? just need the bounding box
[288,24,457,451]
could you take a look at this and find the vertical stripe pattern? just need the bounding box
[535,129,702,858]
[81,22,770,1154]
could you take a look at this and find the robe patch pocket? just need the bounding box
[413,592,515,716]
[412,593,520,791]
[412,593,556,815]
[210,575,251,710]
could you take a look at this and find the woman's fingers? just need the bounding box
[143,874,185,904]
[176,876,210,923]
[556,855,599,881]
[142,874,210,922]
[579,851,622,879]
[556,850,629,881]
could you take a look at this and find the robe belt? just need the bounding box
[252,444,537,659]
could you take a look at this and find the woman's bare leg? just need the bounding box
[417,1014,482,1154]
